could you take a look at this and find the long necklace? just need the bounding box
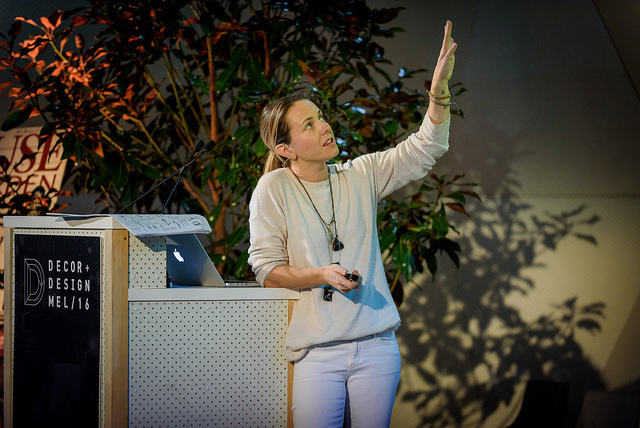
[290,167,344,253]
[290,167,343,302]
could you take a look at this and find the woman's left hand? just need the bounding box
[428,20,458,124]
[432,20,457,85]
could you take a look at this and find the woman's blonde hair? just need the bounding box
[260,93,305,174]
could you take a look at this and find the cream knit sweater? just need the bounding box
[248,115,450,362]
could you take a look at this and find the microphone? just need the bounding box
[191,140,206,157]
[117,140,214,214]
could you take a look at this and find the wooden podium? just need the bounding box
[3,215,298,428]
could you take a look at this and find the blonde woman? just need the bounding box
[248,21,457,428]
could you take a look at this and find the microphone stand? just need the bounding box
[160,140,205,214]
[160,175,185,214]
[117,140,213,214]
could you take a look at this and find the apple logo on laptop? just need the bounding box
[173,248,185,263]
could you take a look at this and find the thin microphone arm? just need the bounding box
[117,140,213,214]
[160,175,184,214]
[160,140,205,214]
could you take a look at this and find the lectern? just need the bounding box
[3,215,298,428]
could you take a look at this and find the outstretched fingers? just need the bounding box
[439,20,454,60]
[433,20,457,83]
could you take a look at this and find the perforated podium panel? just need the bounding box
[128,299,290,427]
[127,233,297,427]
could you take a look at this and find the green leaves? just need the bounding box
[378,174,479,295]
[245,56,272,93]
[1,105,33,131]
[216,45,245,93]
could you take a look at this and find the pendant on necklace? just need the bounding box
[331,237,344,251]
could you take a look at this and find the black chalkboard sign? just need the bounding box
[13,233,101,428]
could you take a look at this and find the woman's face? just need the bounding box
[284,100,338,164]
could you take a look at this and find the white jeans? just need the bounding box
[292,331,401,428]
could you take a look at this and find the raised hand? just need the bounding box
[428,20,458,124]
[433,20,457,84]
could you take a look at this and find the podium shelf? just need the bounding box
[128,287,299,302]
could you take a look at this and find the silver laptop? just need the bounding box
[166,233,258,287]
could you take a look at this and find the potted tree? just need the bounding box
[0,0,478,301]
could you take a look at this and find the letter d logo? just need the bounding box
[24,258,45,306]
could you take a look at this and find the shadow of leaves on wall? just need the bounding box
[396,130,605,427]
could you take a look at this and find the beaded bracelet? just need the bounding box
[428,90,451,100]
[429,92,458,107]
[429,97,457,107]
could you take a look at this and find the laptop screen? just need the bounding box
[166,234,259,287]
[166,233,225,286]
